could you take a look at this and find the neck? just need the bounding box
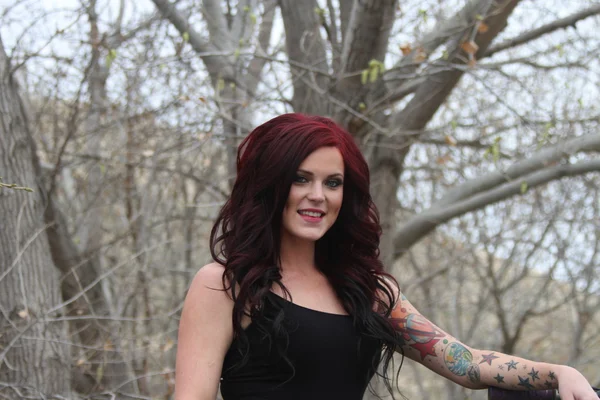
[279,233,318,276]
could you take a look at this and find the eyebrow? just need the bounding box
[297,169,344,179]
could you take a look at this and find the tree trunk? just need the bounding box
[279,0,331,115]
[0,35,71,399]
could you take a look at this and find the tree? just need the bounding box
[151,0,600,265]
[148,1,600,398]
[151,0,276,180]
[0,34,71,399]
[2,0,600,398]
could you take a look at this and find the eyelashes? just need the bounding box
[293,175,308,183]
[326,179,343,188]
[293,175,343,188]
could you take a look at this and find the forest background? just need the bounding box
[1,0,599,399]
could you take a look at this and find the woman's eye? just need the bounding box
[326,179,343,188]
[294,175,308,183]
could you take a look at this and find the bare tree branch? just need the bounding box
[201,0,233,50]
[332,0,398,125]
[151,0,234,78]
[434,132,600,209]
[391,0,515,132]
[339,0,397,73]
[279,0,330,114]
[385,0,500,89]
[394,156,600,256]
[231,0,257,42]
[107,14,160,48]
[246,0,276,96]
[115,0,126,33]
[339,0,354,48]
[326,0,339,53]
[484,4,600,57]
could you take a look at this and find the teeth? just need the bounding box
[299,211,323,217]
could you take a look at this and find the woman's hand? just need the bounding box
[556,365,598,400]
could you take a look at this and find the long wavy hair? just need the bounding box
[210,113,404,396]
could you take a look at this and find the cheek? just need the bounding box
[285,187,300,210]
[332,192,344,214]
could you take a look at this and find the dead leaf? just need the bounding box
[436,155,452,165]
[414,48,427,62]
[445,135,457,146]
[478,22,489,33]
[163,338,175,352]
[104,339,114,351]
[400,44,412,55]
[461,40,479,55]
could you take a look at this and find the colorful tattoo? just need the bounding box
[528,367,540,381]
[467,364,481,383]
[518,376,535,389]
[480,352,499,365]
[494,374,505,384]
[389,299,552,389]
[390,308,444,360]
[444,343,473,376]
[505,360,518,370]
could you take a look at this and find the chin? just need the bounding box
[298,232,325,242]
[288,228,327,242]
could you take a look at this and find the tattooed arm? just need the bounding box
[389,288,596,398]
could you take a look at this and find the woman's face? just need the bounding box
[281,146,345,243]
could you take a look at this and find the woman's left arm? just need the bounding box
[389,288,597,399]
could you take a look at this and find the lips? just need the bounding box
[297,209,325,223]
[297,209,325,217]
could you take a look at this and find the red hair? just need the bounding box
[210,113,403,392]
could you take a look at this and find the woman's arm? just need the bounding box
[175,263,234,400]
[388,286,596,398]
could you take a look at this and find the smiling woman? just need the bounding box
[173,113,598,400]
[173,113,404,400]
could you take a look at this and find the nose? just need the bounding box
[307,182,325,202]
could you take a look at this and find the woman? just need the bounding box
[175,113,596,400]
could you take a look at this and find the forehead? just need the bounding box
[298,146,344,174]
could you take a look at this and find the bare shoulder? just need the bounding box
[193,262,226,285]
[186,262,231,306]
[180,263,233,327]
[175,262,233,398]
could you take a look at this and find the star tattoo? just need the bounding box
[410,339,440,360]
[548,371,556,380]
[480,352,500,365]
[528,367,540,381]
[494,374,505,384]
[544,381,554,389]
[505,360,518,371]
[497,364,504,370]
[518,376,535,390]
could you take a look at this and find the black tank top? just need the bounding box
[220,292,382,400]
